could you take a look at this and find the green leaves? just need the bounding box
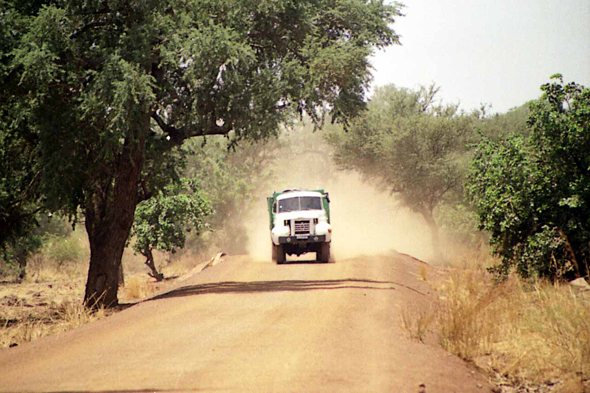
[108,57,157,128]
[5,0,401,220]
[15,5,70,89]
[468,78,590,281]
[132,179,212,257]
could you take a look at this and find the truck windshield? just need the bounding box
[278,196,322,212]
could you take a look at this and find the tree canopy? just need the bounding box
[2,0,401,307]
[468,76,590,281]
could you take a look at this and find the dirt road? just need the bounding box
[0,253,490,392]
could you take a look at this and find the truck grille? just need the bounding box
[294,220,311,235]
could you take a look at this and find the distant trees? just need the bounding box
[468,76,590,281]
[473,102,530,140]
[2,0,401,307]
[327,84,473,260]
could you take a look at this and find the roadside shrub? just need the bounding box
[0,258,22,280]
[46,235,82,268]
[468,77,590,282]
[0,215,79,281]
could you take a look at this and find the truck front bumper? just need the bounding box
[278,235,327,244]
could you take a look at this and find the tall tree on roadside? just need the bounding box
[468,76,590,281]
[4,0,401,307]
[327,84,473,260]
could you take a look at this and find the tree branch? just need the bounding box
[151,112,234,148]
[70,21,109,39]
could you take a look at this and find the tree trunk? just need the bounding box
[17,254,27,282]
[84,224,130,308]
[144,248,164,281]
[420,209,443,262]
[84,130,146,309]
[118,262,125,287]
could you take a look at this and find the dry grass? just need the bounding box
[0,233,103,349]
[436,269,504,361]
[123,276,157,300]
[433,267,590,388]
[419,264,428,281]
[1,294,109,349]
[498,281,590,383]
[400,305,436,343]
[400,245,590,389]
[120,250,207,301]
[25,253,88,283]
[442,241,496,271]
[1,230,209,351]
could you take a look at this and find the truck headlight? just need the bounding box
[315,222,332,236]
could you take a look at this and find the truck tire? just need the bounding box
[274,244,286,264]
[318,242,330,263]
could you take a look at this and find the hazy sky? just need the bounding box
[370,0,590,114]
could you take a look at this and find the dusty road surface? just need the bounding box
[0,253,491,393]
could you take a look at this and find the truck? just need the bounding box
[267,189,332,264]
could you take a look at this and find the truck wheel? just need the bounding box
[275,244,286,264]
[319,242,330,263]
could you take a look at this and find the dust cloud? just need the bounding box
[327,174,432,261]
[244,134,433,262]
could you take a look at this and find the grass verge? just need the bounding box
[433,268,590,390]
[1,295,110,349]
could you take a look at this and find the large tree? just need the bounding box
[327,84,473,260]
[3,0,400,307]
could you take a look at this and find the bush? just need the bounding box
[45,235,83,268]
[0,258,22,280]
[468,77,590,281]
[0,215,76,280]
